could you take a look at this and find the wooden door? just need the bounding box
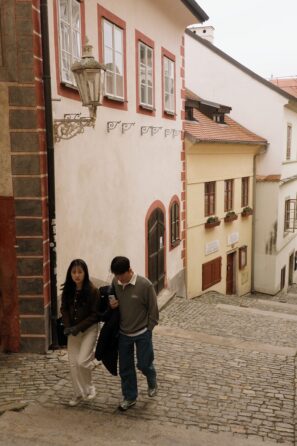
[226,252,235,295]
[148,208,165,294]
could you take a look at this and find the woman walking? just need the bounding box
[61,259,100,406]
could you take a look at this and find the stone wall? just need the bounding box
[0,0,51,352]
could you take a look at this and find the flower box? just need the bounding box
[224,212,238,223]
[205,217,221,228]
[241,207,253,217]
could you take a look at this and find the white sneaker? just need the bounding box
[86,386,96,401]
[69,396,82,406]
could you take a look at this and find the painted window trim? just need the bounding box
[241,177,249,207]
[97,4,127,111]
[286,123,292,161]
[169,196,180,250]
[205,181,216,217]
[161,47,176,120]
[54,0,86,100]
[239,246,247,270]
[224,179,233,212]
[135,30,155,116]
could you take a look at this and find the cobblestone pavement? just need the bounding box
[1,287,297,445]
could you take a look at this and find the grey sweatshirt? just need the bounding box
[113,275,159,334]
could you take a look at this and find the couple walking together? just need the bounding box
[60,256,159,411]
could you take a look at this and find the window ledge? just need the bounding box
[140,103,155,111]
[164,109,176,116]
[61,81,78,91]
[105,95,126,103]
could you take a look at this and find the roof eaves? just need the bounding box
[185,132,267,146]
[181,0,209,22]
[185,29,297,104]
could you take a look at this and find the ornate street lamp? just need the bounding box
[53,43,106,143]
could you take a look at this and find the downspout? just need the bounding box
[251,144,268,293]
[40,0,58,346]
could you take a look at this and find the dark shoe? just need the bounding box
[148,385,158,397]
[118,399,136,411]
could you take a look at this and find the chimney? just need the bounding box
[188,25,214,44]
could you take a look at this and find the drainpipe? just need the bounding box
[251,144,268,293]
[40,0,58,347]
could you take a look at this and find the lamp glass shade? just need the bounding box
[71,44,106,107]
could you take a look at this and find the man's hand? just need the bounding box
[109,297,119,309]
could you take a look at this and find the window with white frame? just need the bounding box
[163,57,175,114]
[286,124,292,160]
[102,18,124,100]
[139,42,153,108]
[58,0,81,85]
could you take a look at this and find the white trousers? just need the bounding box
[67,323,99,398]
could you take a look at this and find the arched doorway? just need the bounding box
[147,207,165,294]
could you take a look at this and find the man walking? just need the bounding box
[109,256,159,411]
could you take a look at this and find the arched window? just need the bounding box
[170,200,180,248]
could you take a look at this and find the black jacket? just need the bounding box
[95,285,120,376]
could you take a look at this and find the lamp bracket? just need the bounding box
[107,121,121,133]
[151,126,162,136]
[122,122,135,133]
[54,113,95,143]
[141,126,163,136]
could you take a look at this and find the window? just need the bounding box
[58,0,82,85]
[205,182,216,216]
[241,177,249,207]
[102,19,124,100]
[239,246,247,269]
[284,199,297,233]
[139,42,153,108]
[224,179,233,212]
[170,201,180,248]
[202,257,222,291]
[286,124,292,160]
[164,57,175,114]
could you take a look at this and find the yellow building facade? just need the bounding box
[185,96,267,298]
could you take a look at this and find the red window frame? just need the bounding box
[97,4,127,111]
[161,47,176,120]
[135,30,155,116]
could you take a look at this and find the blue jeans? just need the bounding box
[119,330,157,401]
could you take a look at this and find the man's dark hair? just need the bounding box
[110,256,130,274]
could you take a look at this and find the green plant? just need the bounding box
[242,206,253,213]
[225,211,236,218]
[206,215,219,224]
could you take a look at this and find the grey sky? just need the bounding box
[194,0,297,79]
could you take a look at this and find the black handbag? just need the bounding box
[56,317,68,347]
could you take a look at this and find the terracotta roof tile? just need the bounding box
[256,175,281,182]
[185,109,267,144]
[270,78,297,99]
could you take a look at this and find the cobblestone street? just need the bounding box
[1,288,297,445]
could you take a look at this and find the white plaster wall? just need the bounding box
[185,33,287,175]
[185,32,297,294]
[48,1,194,290]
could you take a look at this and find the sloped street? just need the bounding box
[1,288,297,445]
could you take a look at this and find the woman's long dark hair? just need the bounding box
[61,259,91,298]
